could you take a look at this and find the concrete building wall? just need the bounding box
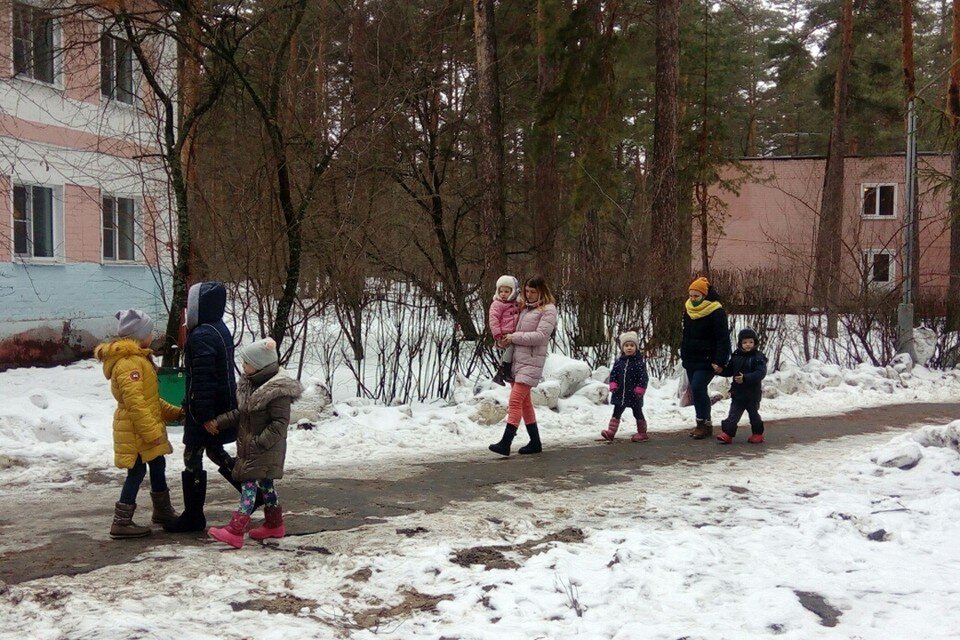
[700,154,952,305]
[0,1,175,368]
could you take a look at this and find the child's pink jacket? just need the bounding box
[488,297,520,340]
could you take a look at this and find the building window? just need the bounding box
[864,250,895,285]
[12,2,56,84]
[13,184,56,259]
[862,184,896,218]
[102,196,138,261]
[101,33,135,104]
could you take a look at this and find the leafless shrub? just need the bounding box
[554,574,584,618]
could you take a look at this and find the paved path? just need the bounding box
[2,402,957,585]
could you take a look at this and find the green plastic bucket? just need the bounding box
[158,367,186,423]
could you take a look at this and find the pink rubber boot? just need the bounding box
[249,505,285,541]
[601,417,620,441]
[208,511,251,549]
[631,419,650,442]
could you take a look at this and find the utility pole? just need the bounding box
[898,96,918,362]
[898,0,918,362]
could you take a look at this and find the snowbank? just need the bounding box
[870,420,960,470]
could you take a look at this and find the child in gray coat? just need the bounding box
[207,338,302,548]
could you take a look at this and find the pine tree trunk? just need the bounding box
[946,0,960,330]
[650,0,682,351]
[812,0,853,338]
[901,0,921,300]
[532,0,560,279]
[472,0,506,276]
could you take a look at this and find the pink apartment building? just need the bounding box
[700,154,952,307]
[0,1,174,368]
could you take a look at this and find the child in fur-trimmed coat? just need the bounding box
[602,331,650,442]
[207,339,303,549]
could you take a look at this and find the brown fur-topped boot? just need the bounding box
[691,419,713,440]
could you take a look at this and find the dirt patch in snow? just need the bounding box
[532,527,586,545]
[794,590,842,627]
[450,546,520,570]
[450,527,586,570]
[231,593,319,615]
[348,567,373,582]
[353,588,453,629]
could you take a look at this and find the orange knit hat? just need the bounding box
[688,276,710,296]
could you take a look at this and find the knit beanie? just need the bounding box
[688,276,710,297]
[495,275,520,301]
[240,338,279,372]
[116,309,154,341]
[619,331,639,348]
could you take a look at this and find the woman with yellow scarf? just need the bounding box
[680,277,731,439]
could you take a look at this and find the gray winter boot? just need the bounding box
[149,490,178,526]
[110,502,151,539]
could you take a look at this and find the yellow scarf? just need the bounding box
[685,299,722,320]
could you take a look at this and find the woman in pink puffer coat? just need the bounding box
[488,275,558,457]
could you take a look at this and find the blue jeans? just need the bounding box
[686,368,715,422]
[119,455,168,504]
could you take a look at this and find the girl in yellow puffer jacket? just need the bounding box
[95,309,183,539]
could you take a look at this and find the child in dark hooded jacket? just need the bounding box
[717,327,767,444]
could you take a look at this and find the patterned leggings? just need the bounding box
[240,479,279,515]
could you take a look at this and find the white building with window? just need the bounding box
[0,1,174,369]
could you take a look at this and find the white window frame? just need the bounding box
[101,194,144,264]
[11,182,65,263]
[100,26,138,106]
[864,249,896,287]
[10,0,64,88]
[860,183,898,219]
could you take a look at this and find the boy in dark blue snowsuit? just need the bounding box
[602,331,651,442]
[717,328,767,444]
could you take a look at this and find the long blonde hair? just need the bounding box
[523,275,556,307]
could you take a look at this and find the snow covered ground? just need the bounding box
[3,421,960,639]
[3,353,960,638]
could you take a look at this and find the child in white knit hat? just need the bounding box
[602,331,650,443]
[488,275,520,385]
[207,338,302,549]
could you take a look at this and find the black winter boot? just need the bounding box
[492,362,512,386]
[218,458,263,510]
[489,425,518,456]
[164,470,207,533]
[518,423,542,455]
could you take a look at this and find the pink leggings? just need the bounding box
[507,382,537,426]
